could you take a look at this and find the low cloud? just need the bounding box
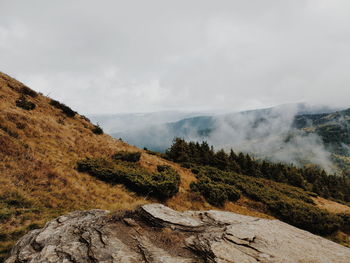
[112,104,338,172]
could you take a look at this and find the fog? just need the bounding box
[110,104,341,172]
[207,105,334,172]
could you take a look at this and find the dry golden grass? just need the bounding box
[313,197,350,214]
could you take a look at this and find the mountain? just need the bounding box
[294,109,350,155]
[111,105,350,175]
[1,72,349,262]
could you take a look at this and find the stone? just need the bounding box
[5,204,350,263]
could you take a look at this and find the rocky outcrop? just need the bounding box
[5,204,350,263]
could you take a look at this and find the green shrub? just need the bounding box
[338,213,350,232]
[190,179,241,207]
[191,166,341,235]
[267,199,341,235]
[166,138,350,203]
[76,158,180,199]
[112,151,141,162]
[20,86,37,97]
[156,165,172,172]
[191,168,200,174]
[92,124,103,135]
[16,95,36,110]
[191,182,226,206]
[81,115,91,122]
[50,99,76,117]
[76,158,119,182]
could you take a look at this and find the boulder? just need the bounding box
[5,204,350,263]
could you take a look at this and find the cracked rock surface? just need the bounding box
[5,204,350,263]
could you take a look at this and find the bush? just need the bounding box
[16,95,36,110]
[166,138,350,203]
[112,151,141,162]
[268,199,341,235]
[191,166,341,235]
[92,125,103,135]
[76,158,180,199]
[20,86,37,97]
[157,165,172,172]
[81,115,91,122]
[50,99,76,117]
[338,213,350,232]
[190,180,241,206]
[191,168,200,174]
[77,158,118,182]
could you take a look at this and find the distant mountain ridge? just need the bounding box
[89,111,208,134]
[110,104,347,150]
[109,105,350,175]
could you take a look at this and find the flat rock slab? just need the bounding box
[139,204,204,229]
[5,204,350,263]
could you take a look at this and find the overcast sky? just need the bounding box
[1,0,350,114]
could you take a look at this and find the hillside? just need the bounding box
[294,109,350,155]
[0,73,349,261]
[0,73,268,261]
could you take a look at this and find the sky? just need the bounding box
[1,0,350,114]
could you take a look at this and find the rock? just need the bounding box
[138,203,205,230]
[5,204,350,263]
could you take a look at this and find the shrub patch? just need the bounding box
[50,99,76,117]
[76,158,180,199]
[16,95,36,111]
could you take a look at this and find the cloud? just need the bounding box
[109,103,337,172]
[207,105,335,172]
[1,0,350,114]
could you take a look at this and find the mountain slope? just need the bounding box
[0,72,149,260]
[1,73,349,261]
[0,73,267,261]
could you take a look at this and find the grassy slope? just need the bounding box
[0,72,348,260]
[0,73,272,260]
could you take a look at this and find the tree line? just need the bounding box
[165,138,350,202]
